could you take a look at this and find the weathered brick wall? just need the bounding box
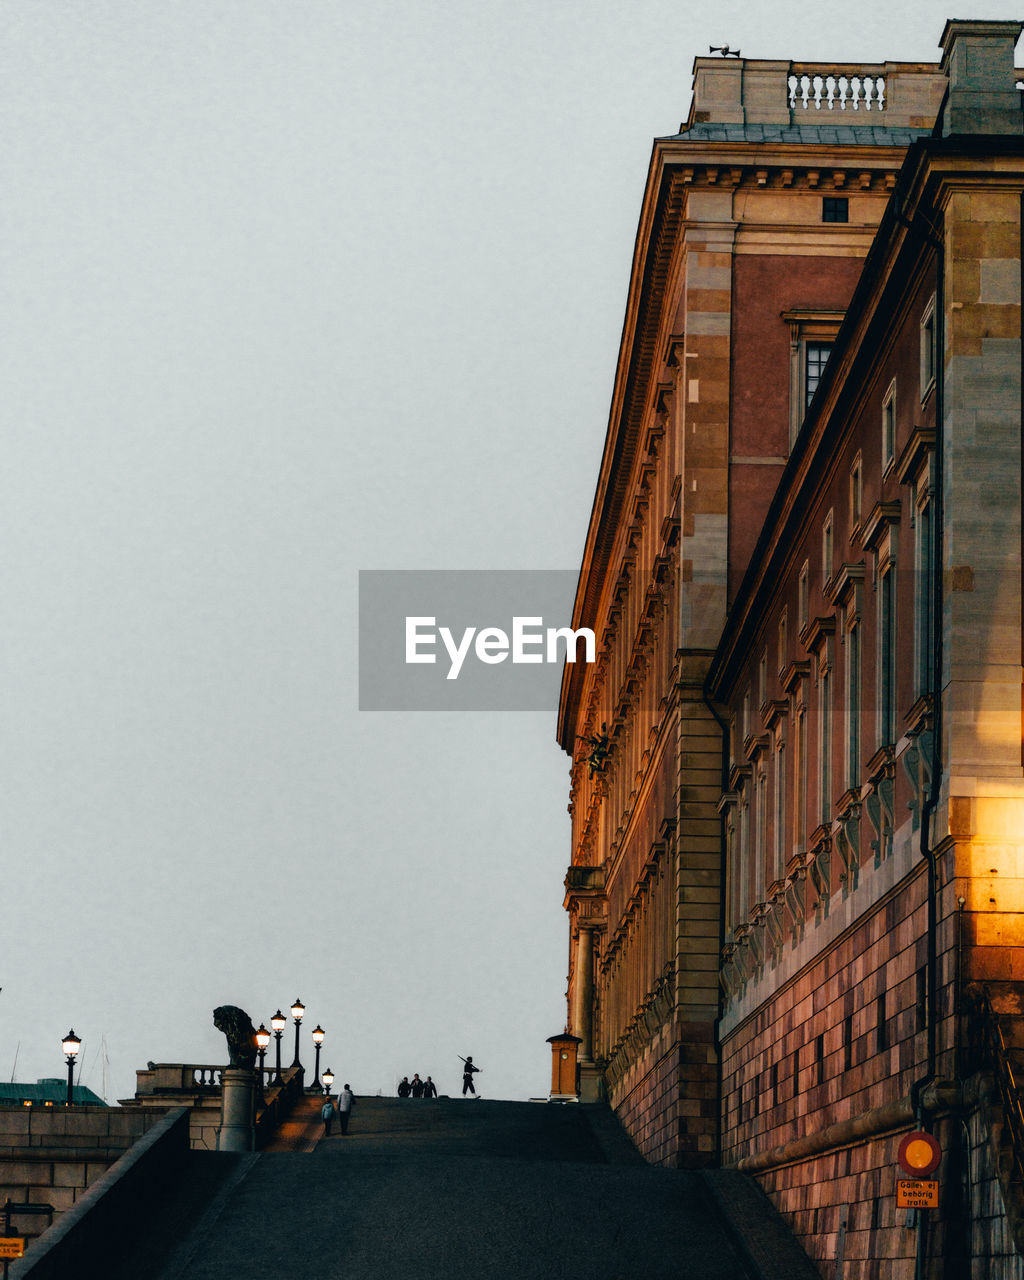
[609,1040,681,1167]
[722,859,932,1165]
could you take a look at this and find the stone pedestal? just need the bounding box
[217,1067,256,1152]
[578,1063,604,1104]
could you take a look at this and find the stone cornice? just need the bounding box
[861,501,902,552]
[896,426,937,486]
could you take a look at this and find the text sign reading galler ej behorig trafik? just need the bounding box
[358,570,596,711]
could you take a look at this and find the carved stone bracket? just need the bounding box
[832,806,861,888]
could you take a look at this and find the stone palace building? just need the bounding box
[558,19,1024,1278]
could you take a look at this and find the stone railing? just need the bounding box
[132,1062,281,1095]
[788,65,886,112]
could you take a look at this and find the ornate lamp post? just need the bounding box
[310,1025,325,1092]
[255,1024,271,1103]
[322,1067,334,1097]
[62,1030,81,1108]
[270,1009,286,1085]
[290,998,305,1070]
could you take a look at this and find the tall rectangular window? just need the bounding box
[756,765,768,903]
[775,735,787,881]
[819,662,832,826]
[806,343,832,407]
[738,788,750,920]
[915,496,935,700]
[796,708,808,849]
[798,561,809,631]
[882,381,896,471]
[778,610,788,675]
[759,651,768,710]
[850,455,862,532]
[743,688,751,742]
[921,296,936,395]
[846,618,861,789]
[879,566,896,745]
[822,511,834,588]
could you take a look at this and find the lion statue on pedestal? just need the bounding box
[212,1005,258,1070]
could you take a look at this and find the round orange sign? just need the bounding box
[898,1131,941,1178]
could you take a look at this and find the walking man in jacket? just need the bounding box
[337,1083,355,1135]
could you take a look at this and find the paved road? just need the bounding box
[111,1097,804,1280]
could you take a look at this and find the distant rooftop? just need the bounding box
[667,122,933,146]
[0,1077,108,1107]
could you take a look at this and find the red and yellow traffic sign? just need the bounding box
[898,1131,942,1178]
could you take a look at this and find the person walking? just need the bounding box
[424,1076,438,1099]
[397,1076,412,1098]
[320,1095,335,1136]
[337,1083,355,1135]
[460,1055,481,1097]
[411,1073,424,1098]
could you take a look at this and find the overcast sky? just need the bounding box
[0,1,1017,1104]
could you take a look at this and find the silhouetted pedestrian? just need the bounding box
[321,1096,335,1135]
[338,1083,354,1134]
[460,1055,481,1096]
[411,1073,424,1098]
[424,1076,438,1098]
[397,1076,412,1098]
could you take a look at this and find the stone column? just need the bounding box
[217,1067,257,1152]
[572,925,595,1061]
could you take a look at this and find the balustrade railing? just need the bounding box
[788,67,886,113]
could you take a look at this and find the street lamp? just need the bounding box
[270,1010,286,1085]
[62,1030,81,1108]
[255,1024,271,1103]
[290,998,305,1070]
[322,1067,334,1097]
[310,1025,325,1092]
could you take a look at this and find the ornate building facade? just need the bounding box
[559,19,1024,1277]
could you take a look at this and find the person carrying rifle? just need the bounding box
[460,1055,481,1097]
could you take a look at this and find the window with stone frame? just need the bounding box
[798,561,810,631]
[849,453,863,537]
[878,560,897,747]
[920,294,937,399]
[914,471,936,701]
[781,309,845,446]
[845,608,862,790]
[774,726,787,883]
[778,609,788,676]
[822,509,835,589]
[795,702,808,853]
[818,653,833,827]
[755,760,768,906]
[738,783,750,921]
[882,379,897,473]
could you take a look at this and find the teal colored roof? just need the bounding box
[667,123,932,145]
[0,1078,108,1107]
